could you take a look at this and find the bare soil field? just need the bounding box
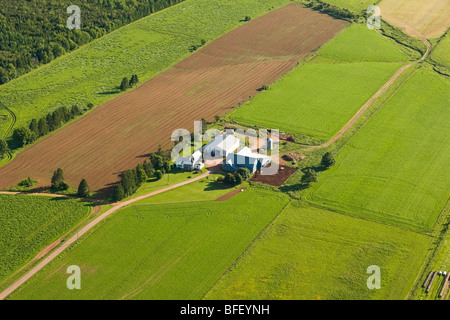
[379,0,450,38]
[250,166,297,187]
[0,4,348,193]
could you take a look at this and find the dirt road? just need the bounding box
[296,39,432,153]
[0,170,210,300]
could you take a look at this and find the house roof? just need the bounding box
[204,134,240,153]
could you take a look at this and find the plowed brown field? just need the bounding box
[0,4,348,193]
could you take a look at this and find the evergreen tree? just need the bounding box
[77,179,91,197]
[38,117,49,136]
[51,168,65,188]
[0,139,9,158]
[112,184,124,202]
[136,165,148,184]
[120,77,129,91]
[150,154,164,171]
[29,119,39,138]
[143,160,154,177]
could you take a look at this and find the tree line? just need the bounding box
[304,0,357,21]
[0,0,186,85]
[10,103,93,149]
[112,146,172,201]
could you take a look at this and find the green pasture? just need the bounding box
[228,25,410,141]
[303,69,450,232]
[206,202,431,300]
[8,189,289,300]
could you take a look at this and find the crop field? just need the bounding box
[303,69,450,232]
[228,25,410,140]
[0,194,90,283]
[0,0,293,139]
[379,0,450,38]
[8,189,289,300]
[205,202,431,300]
[431,32,450,67]
[0,3,348,193]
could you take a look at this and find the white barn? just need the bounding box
[223,147,271,173]
[203,134,240,158]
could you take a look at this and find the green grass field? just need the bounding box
[431,32,450,68]
[0,194,90,283]
[206,202,431,300]
[228,25,410,141]
[8,189,289,300]
[0,0,291,139]
[316,0,376,13]
[303,69,450,232]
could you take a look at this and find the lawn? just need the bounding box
[133,173,232,205]
[303,69,450,232]
[228,24,410,141]
[0,0,291,139]
[206,202,431,300]
[0,194,90,283]
[8,189,289,300]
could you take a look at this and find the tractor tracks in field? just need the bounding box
[295,39,432,153]
[0,101,16,161]
[0,171,211,300]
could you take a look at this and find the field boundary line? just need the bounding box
[0,171,210,300]
[296,39,432,152]
[201,199,292,299]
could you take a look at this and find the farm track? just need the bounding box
[0,170,211,300]
[0,4,348,192]
[295,39,432,153]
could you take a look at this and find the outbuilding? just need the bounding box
[223,147,271,173]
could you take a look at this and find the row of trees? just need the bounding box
[12,104,90,148]
[304,0,357,21]
[0,0,186,84]
[120,74,139,91]
[112,147,171,201]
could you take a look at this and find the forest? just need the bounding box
[0,0,185,84]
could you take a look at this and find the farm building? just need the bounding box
[223,147,271,173]
[203,134,240,158]
[174,150,204,170]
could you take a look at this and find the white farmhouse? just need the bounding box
[174,149,204,170]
